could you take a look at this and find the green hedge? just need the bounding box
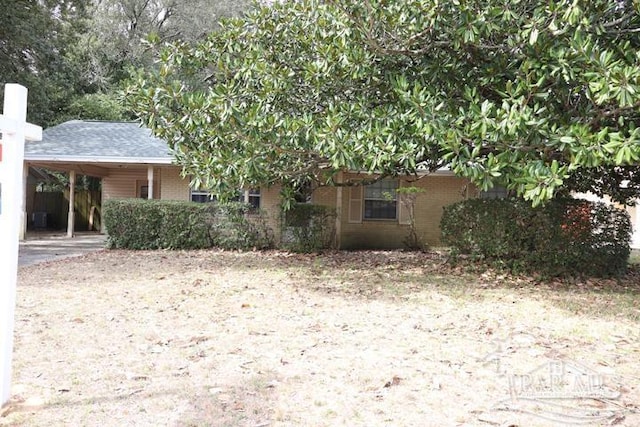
[210,202,274,250]
[103,199,274,250]
[282,203,336,252]
[440,198,632,278]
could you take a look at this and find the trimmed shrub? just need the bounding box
[103,199,211,249]
[103,199,274,250]
[210,202,274,250]
[282,203,336,252]
[440,198,632,278]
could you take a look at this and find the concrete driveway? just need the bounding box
[19,233,108,266]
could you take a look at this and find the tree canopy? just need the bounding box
[0,0,91,126]
[76,0,253,90]
[1,0,251,126]
[125,0,640,205]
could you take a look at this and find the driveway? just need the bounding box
[19,233,108,266]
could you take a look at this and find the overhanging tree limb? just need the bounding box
[124,0,640,206]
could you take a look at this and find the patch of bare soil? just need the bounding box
[3,250,640,426]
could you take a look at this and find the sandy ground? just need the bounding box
[2,250,640,426]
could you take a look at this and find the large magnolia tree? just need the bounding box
[125,0,640,205]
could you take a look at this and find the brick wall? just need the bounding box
[103,166,163,200]
[103,168,147,199]
[310,173,473,249]
[258,185,283,242]
[159,166,190,201]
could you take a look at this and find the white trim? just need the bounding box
[23,155,174,164]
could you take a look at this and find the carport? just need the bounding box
[22,120,174,239]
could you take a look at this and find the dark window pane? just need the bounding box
[363,179,398,219]
[364,200,397,219]
[191,193,215,203]
[248,195,260,209]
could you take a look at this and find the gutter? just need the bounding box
[23,155,175,165]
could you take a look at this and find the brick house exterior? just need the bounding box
[311,172,473,249]
[25,120,638,248]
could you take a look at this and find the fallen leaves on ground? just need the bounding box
[3,249,639,426]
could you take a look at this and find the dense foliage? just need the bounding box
[126,0,640,206]
[103,199,273,250]
[282,203,337,252]
[211,202,274,250]
[0,0,90,126]
[440,198,632,278]
[1,0,250,126]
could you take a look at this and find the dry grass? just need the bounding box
[3,250,640,426]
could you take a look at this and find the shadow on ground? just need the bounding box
[19,232,107,266]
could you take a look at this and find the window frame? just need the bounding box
[245,188,261,210]
[363,179,399,221]
[190,188,215,203]
[190,187,261,209]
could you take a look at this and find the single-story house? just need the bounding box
[23,120,283,240]
[23,120,640,249]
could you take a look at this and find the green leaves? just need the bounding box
[125,0,640,206]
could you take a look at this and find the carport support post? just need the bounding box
[635,201,640,248]
[334,171,343,249]
[147,165,154,199]
[0,84,42,407]
[67,170,75,237]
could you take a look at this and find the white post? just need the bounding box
[335,172,343,249]
[67,170,75,237]
[19,163,28,240]
[0,83,42,407]
[147,165,154,200]
[634,200,640,249]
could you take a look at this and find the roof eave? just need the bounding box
[23,155,175,165]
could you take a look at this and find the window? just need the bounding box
[364,179,398,220]
[139,185,149,200]
[191,188,215,203]
[190,187,260,208]
[480,186,508,199]
[246,188,261,209]
[136,180,158,199]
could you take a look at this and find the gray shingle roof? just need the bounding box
[24,120,173,163]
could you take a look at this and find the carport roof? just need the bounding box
[24,120,174,164]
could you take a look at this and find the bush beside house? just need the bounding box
[440,198,632,278]
[105,196,633,277]
[103,199,274,250]
[104,199,338,252]
[282,203,337,252]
